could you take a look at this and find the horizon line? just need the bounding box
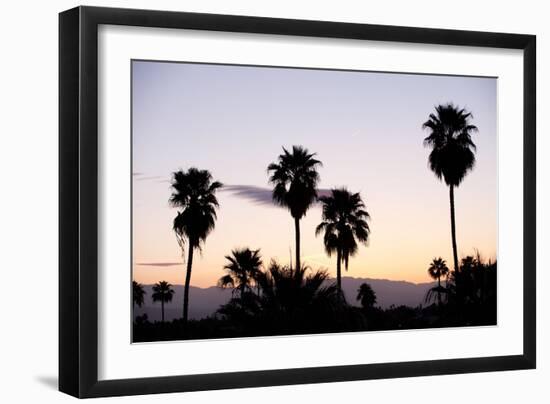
[133,275,438,288]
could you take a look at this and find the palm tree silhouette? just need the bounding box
[170,167,222,325]
[132,281,145,308]
[218,248,263,298]
[255,262,339,312]
[219,261,343,333]
[422,104,477,277]
[267,146,321,271]
[152,281,175,323]
[427,257,449,306]
[357,282,377,309]
[316,188,370,292]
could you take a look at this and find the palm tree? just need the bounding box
[267,146,322,271]
[218,248,263,298]
[218,261,344,333]
[422,104,477,276]
[357,282,377,309]
[316,188,371,292]
[427,257,449,306]
[152,281,175,323]
[170,168,222,325]
[255,262,340,313]
[132,281,146,308]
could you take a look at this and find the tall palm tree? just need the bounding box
[357,282,377,309]
[267,146,322,271]
[132,281,146,308]
[218,248,263,298]
[316,188,371,292]
[170,168,222,325]
[152,281,175,323]
[422,104,477,276]
[427,257,449,306]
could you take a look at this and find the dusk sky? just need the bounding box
[132,60,497,287]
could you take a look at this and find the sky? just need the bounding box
[132,60,497,287]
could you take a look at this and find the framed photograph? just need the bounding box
[59,6,536,398]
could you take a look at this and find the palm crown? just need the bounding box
[427,257,449,281]
[152,281,175,303]
[425,257,450,306]
[170,168,223,249]
[316,188,370,290]
[357,282,377,309]
[218,248,263,297]
[422,103,477,187]
[267,146,321,219]
[133,281,146,308]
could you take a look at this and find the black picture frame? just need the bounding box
[59,5,536,398]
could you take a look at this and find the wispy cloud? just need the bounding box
[136,262,181,267]
[221,185,273,206]
[135,175,165,182]
[221,185,331,206]
[132,172,170,183]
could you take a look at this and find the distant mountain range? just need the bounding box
[134,277,436,322]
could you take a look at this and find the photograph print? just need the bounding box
[131,60,497,343]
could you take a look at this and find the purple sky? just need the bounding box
[132,60,497,287]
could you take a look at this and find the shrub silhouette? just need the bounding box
[357,282,377,309]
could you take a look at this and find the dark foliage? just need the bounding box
[357,282,377,309]
[132,281,146,307]
[133,258,496,342]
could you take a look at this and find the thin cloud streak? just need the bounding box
[135,175,164,182]
[137,262,182,267]
[222,184,331,206]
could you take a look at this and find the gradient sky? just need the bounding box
[132,60,497,287]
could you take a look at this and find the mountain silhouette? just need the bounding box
[134,277,436,322]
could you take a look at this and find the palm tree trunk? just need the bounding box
[481,267,487,303]
[336,247,342,292]
[445,273,449,304]
[183,244,194,325]
[437,277,441,306]
[294,217,301,270]
[449,185,459,276]
[161,300,165,323]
